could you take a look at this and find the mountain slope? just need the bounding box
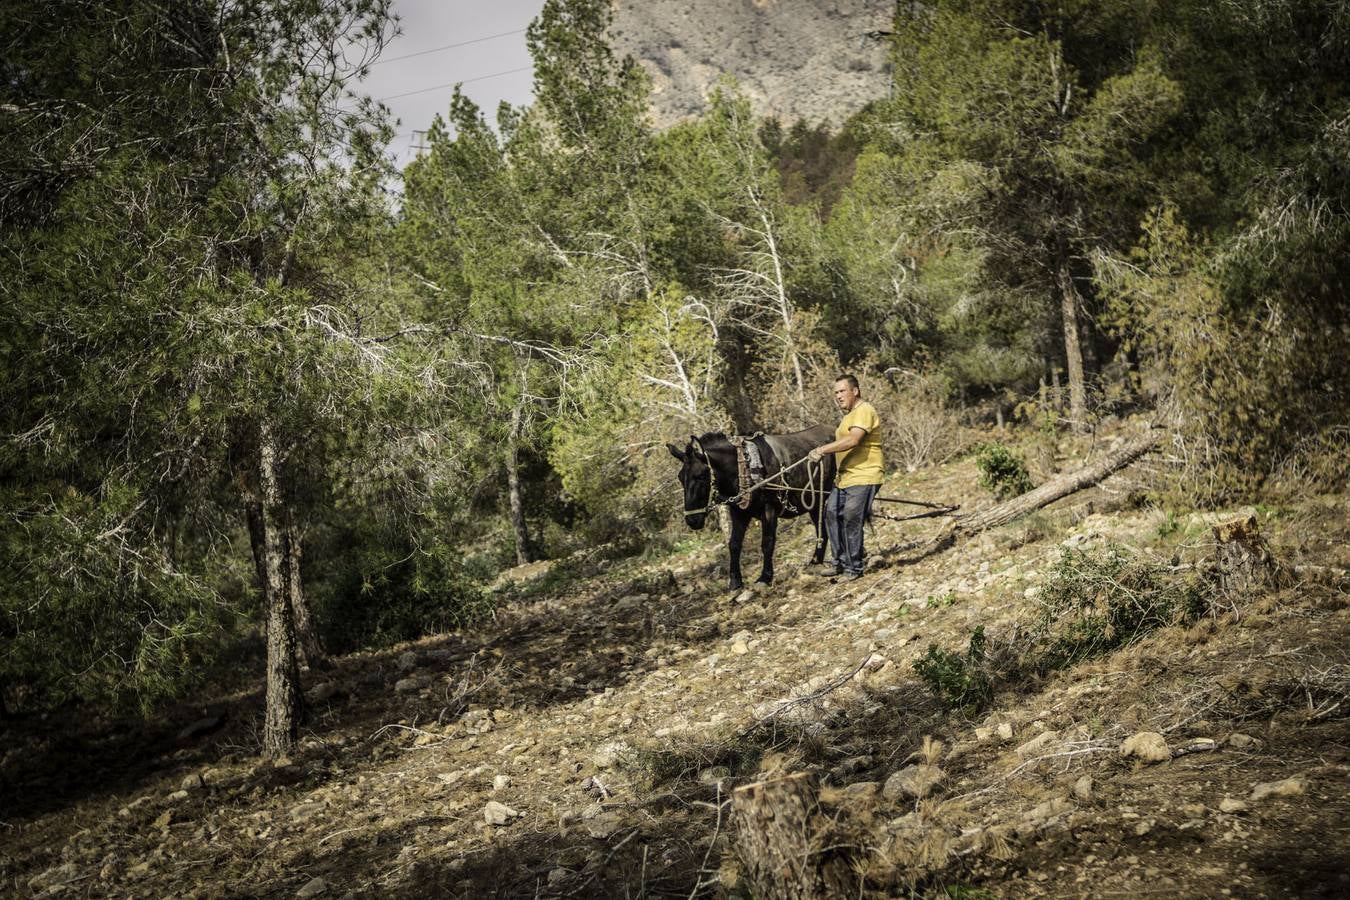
[610,0,895,128]
[4,426,1348,898]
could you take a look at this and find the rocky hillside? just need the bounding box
[610,0,894,128]
[4,423,1348,898]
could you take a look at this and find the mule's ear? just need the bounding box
[666,442,686,461]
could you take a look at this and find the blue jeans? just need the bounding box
[825,483,879,575]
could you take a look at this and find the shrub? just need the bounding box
[1098,202,1350,504]
[311,529,493,654]
[888,370,967,473]
[1030,545,1209,673]
[974,442,1033,499]
[0,488,237,713]
[914,626,995,713]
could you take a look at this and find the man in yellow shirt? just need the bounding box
[808,374,884,581]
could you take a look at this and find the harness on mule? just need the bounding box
[728,434,766,510]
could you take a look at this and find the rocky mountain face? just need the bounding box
[610,0,895,129]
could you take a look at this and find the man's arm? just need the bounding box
[809,426,866,461]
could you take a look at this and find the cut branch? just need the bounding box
[899,428,1159,562]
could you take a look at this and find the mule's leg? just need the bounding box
[757,505,779,585]
[728,511,748,591]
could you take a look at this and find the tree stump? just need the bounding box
[731,772,855,900]
[1212,514,1286,596]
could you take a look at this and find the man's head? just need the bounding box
[833,374,861,412]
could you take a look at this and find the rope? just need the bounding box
[681,439,959,522]
[761,483,961,518]
[681,453,817,517]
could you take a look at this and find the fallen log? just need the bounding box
[898,427,1160,561]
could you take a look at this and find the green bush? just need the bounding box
[310,528,493,654]
[0,488,239,713]
[1031,545,1208,673]
[974,443,1033,499]
[914,626,995,713]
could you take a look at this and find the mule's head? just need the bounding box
[667,435,712,530]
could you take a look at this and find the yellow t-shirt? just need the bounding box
[834,400,884,488]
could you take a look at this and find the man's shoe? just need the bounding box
[838,571,863,583]
[809,564,843,578]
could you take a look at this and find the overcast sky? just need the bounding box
[359,0,546,171]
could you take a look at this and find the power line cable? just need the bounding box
[372,28,527,66]
[378,66,532,102]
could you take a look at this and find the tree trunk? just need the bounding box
[722,330,759,434]
[1212,515,1288,597]
[904,428,1158,561]
[245,498,268,595]
[258,422,301,757]
[507,403,532,566]
[284,521,327,670]
[731,772,855,900]
[757,200,805,409]
[1056,255,1089,432]
[247,500,325,670]
[962,429,1156,532]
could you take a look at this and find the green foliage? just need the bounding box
[312,529,492,655]
[760,117,862,214]
[925,592,958,610]
[1099,200,1350,502]
[1155,512,1181,539]
[0,486,239,712]
[974,443,1033,499]
[1030,546,1209,673]
[913,626,995,713]
[0,0,474,713]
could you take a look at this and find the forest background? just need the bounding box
[2,0,1347,755]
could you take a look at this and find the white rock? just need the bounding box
[592,740,629,769]
[1119,732,1171,763]
[1024,797,1074,826]
[1225,733,1261,749]
[584,809,625,839]
[28,861,80,892]
[295,876,329,898]
[882,764,945,801]
[996,722,1014,741]
[1072,775,1094,802]
[1015,730,1059,759]
[1250,776,1305,802]
[1219,797,1248,814]
[493,774,511,791]
[483,800,520,826]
